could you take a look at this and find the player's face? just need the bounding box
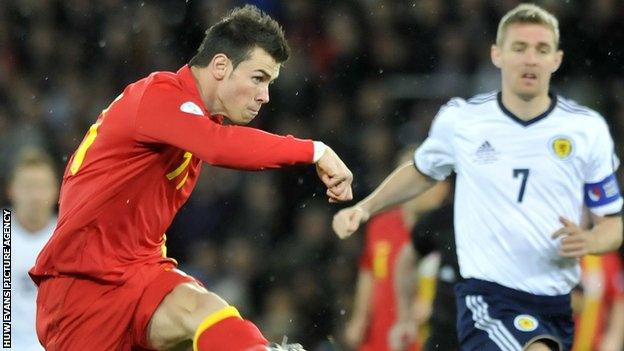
[8,166,58,217]
[491,23,563,100]
[218,47,280,124]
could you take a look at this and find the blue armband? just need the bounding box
[584,173,622,208]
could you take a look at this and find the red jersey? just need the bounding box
[30,65,313,284]
[358,208,414,351]
[573,253,624,351]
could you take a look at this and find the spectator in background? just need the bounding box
[9,148,58,351]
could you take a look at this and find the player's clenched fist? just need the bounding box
[315,147,353,203]
[332,206,370,239]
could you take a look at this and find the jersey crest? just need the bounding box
[550,136,574,159]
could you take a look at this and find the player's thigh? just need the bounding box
[147,281,229,350]
[525,341,554,351]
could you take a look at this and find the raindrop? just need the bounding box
[99,40,106,48]
[295,91,299,96]
[378,69,384,74]
[340,309,346,315]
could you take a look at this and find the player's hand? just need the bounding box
[552,216,591,258]
[315,147,353,203]
[344,318,367,349]
[388,319,417,351]
[332,206,369,239]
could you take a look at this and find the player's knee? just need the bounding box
[525,340,558,351]
[177,287,230,335]
[149,283,229,348]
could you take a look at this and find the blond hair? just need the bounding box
[496,3,560,48]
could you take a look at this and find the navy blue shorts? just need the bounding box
[455,279,574,351]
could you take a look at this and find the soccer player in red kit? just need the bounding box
[29,5,353,351]
[344,208,418,351]
[572,252,624,351]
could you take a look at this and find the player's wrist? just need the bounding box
[312,141,328,163]
[353,204,371,222]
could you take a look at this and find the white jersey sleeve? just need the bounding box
[583,116,622,216]
[414,99,461,180]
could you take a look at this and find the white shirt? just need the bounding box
[11,214,55,351]
[415,91,622,295]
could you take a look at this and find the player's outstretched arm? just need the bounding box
[333,162,436,239]
[315,145,353,203]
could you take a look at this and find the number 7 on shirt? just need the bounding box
[70,94,123,175]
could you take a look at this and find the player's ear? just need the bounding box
[552,49,563,73]
[491,44,502,68]
[210,54,230,81]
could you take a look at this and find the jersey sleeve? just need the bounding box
[583,118,622,216]
[134,79,314,170]
[414,99,460,180]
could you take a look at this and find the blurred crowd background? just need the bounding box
[2,0,624,349]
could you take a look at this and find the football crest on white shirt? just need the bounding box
[513,314,539,332]
[549,136,574,159]
[180,101,204,116]
[473,140,500,164]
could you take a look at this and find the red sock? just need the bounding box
[193,306,268,351]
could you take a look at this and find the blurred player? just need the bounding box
[572,252,624,351]
[8,148,58,351]
[344,157,448,351]
[333,4,622,351]
[29,5,352,351]
[391,184,459,351]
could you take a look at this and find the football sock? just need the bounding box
[193,305,268,351]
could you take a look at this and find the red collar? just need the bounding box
[176,65,224,124]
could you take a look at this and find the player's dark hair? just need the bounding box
[189,5,290,68]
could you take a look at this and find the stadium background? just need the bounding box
[1,0,623,349]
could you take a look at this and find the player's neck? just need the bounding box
[501,91,551,122]
[190,66,221,115]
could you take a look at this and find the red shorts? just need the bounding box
[35,263,197,351]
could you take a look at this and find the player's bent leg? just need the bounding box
[147,281,268,351]
[524,340,559,351]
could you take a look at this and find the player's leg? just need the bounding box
[525,341,555,351]
[144,280,268,351]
